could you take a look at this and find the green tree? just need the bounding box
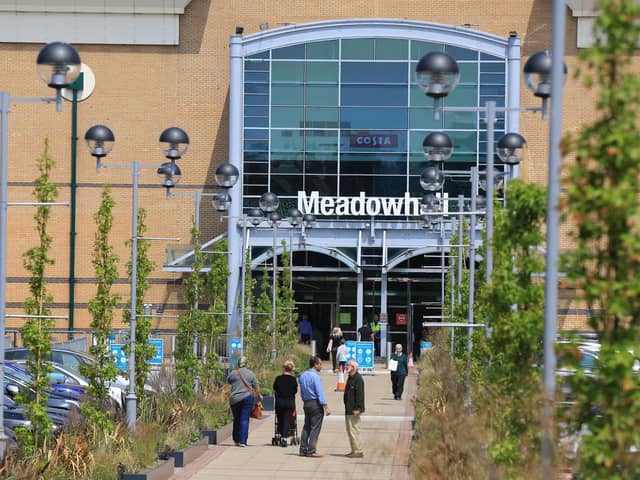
[81,186,121,430]
[123,208,156,398]
[276,240,297,355]
[19,139,58,450]
[246,265,273,371]
[564,1,640,477]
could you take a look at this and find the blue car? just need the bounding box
[4,361,85,402]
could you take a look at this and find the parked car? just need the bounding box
[4,361,85,402]
[3,371,81,414]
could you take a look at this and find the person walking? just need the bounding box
[336,337,350,371]
[343,359,365,458]
[390,344,409,400]
[357,320,373,343]
[273,359,298,447]
[227,356,262,447]
[298,355,331,457]
[297,315,312,344]
[326,326,344,372]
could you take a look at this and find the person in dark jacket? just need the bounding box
[390,343,409,400]
[273,360,298,447]
[343,359,365,458]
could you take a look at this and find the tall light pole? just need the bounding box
[0,41,82,462]
[85,124,188,433]
[257,192,279,359]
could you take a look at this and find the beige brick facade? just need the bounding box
[0,1,630,333]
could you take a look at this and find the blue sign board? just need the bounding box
[345,340,357,361]
[355,341,374,369]
[110,344,128,372]
[148,338,164,365]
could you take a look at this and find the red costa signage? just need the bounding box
[350,133,398,148]
[395,313,408,326]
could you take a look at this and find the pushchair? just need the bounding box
[271,407,299,447]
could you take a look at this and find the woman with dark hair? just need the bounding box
[273,359,298,446]
[227,356,261,447]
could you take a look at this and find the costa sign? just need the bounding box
[298,191,449,217]
[350,133,398,148]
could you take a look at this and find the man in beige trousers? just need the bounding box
[343,359,365,458]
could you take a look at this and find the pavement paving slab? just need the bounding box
[171,364,415,480]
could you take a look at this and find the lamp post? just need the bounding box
[85,124,188,433]
[0,41,81,461]
[257,192,279,359]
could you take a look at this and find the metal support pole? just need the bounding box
[457,195,464,305]
[240,221,248,354]
[126,160,140,433]
[466,167,478,406]
[485,100,496,340]
[193,190,200,394]
[271,223,277,359]
[542,0,567,473]
[0,91,10,459]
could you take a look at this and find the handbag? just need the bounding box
[237,369,263,419]
[389,359,398,372]
[251,401,263,419]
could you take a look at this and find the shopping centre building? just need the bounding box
[0,1,606,354]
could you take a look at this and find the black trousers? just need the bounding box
[391,372,407,399]
[300,400,324,455]
[276,406,294,437]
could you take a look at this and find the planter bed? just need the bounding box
[120,458,174,480]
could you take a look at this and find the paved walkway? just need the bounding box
[171,365,416,480]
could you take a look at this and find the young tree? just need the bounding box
[565,1,640,477]
[276,240,297,355]
[246,265,273,371]
[81,186,121,430]
[123,208,156,398]
[19,139,58,450]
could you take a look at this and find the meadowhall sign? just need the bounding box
[297,191,449,217]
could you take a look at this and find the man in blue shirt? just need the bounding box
[298,355,331,457]
[297,315,312,344]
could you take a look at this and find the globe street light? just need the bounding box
[267,209,281,359]
[85,124,188,433]
[0,41,81,462]
[422,132,453,163]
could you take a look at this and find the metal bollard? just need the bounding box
[386,342,392,368]
[311,339,316,357]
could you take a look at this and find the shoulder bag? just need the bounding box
[237,369,263,420]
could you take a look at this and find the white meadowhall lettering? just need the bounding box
[297,191,448,217]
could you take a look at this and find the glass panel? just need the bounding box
[341,130,407,152]
[480,97,505,108]
[245,59,269,71]
[244,174,268,185]
[481,53,502,61]
[445,84,478,107]
[411,41,442,61]
[272,107,304,128]
[448,131,477,154]
[245,185,269,196]
[271,130,304,151]
[306,62,339,83]
[342,62,406,84]
[375,39,407,60]
[244,94,268,106]
[444,111,476,129]
[444,45,478,61]
[272,160,303,174]
[244,162,268,173]
[410,83,435,107]
[272,84,304,105]
[272,175,303,194]
[480,62,505,73]
[409,108,443,129]
[245,117,268,127]
[306,175,337,195]
[245,106,269,117]
[307,40,339,59]
[340,175,406,196]
[245,71,269,82]
[272,44,305,59]
[480,85,505,96]
[448,153,477,164]
[245,83,269,94]
[340,107,407,129]
[341,154,407,175]
[341,84,408,107]
[480,73,506,84]
[306,85,339,105]
[244,152,268,162]
[342,38,374,60]
[305,154,337,174]
[247,51,269,60]
[305,107,339,127]
[244,129,269,140]
[244,139,269,151]
[458,63,478,84]
[272,61,305,82]
[409,153,427,175]
[305,131,339,152]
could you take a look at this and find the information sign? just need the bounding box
[110,344,127,372]
[355,341,374,369]
[147,338,164,365]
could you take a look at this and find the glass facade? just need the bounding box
[242,38,507,214]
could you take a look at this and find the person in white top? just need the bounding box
[336,338,350,372]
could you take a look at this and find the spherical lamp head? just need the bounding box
[419,166,445,191]
[259,192,279,213]
[84,124,115,159]
[157,161,182,189]
[497,133,527,165]
[248,207,264,226]
[415,51,460,98]
[302,213,315,226]
[269,212,282,227]
[523,50,567,98]
[215,163,239,188]
[159,127,189,160]
[288,207,303,226]
[422,132,453,162]
[36,42,81,89]
[212,192,232,212]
